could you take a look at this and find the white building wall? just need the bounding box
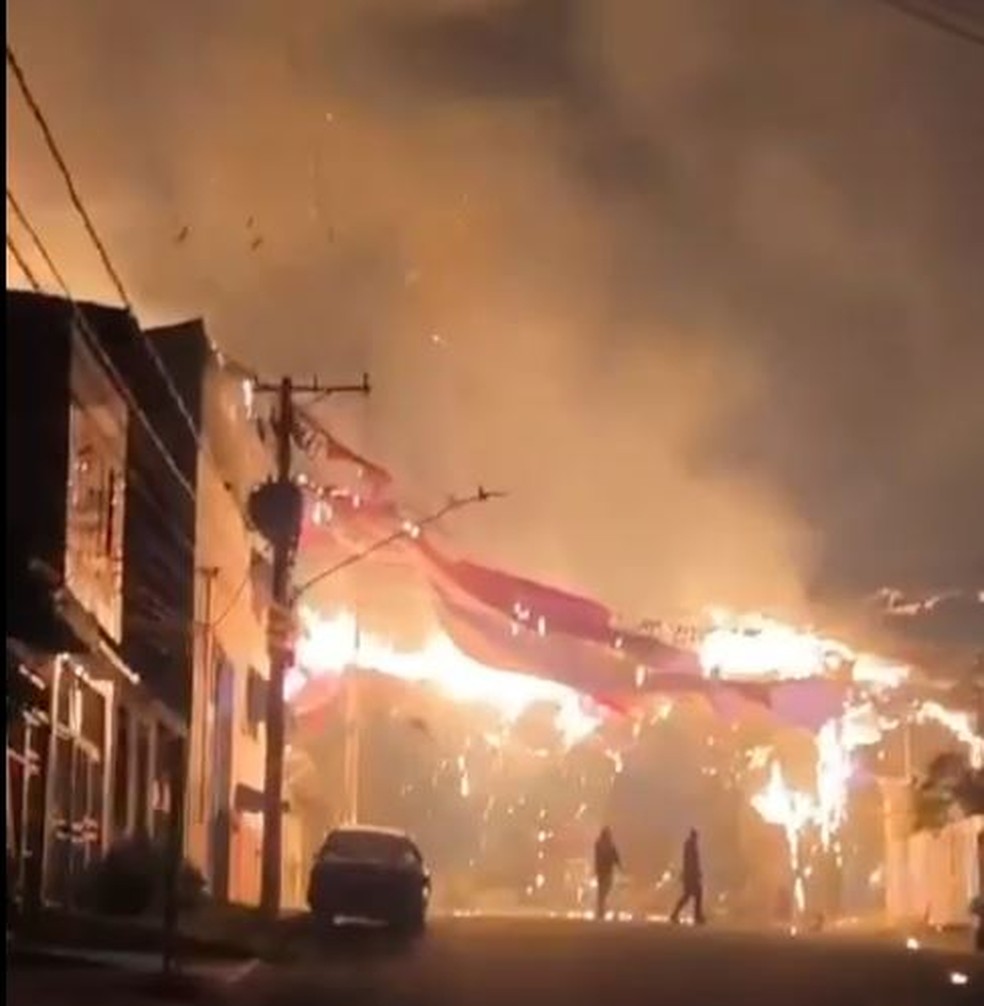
[183,351,306,908]
[184,358,271,906]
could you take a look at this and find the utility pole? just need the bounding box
[252,373,369,919]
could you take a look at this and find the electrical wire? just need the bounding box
[6,231,41,290]
[4,263,200,636]
[873,0,984,47]
[6,186,198,504]
[209,564,253,630]
[6,42,244,518]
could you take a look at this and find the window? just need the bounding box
[64,329,127,641]
[319,829,420,867]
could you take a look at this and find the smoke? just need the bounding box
[7,0,984,625]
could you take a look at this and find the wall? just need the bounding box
[184,351,274,906]
[883,777,982,927]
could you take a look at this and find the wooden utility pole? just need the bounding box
[254,374,369,919]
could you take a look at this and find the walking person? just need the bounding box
[593,826,622,921]
[670,827,706,925]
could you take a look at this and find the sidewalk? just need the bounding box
[6,946,259,1006]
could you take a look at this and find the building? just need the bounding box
[7,291,305,913]
[6,292,185,911]
[140,319,305,908]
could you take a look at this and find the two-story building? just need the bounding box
[139,319,305,908]
[6,292,186,911]
[7,291,305,912]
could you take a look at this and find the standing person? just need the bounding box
[594,826,622,921]
[670,828,706,925]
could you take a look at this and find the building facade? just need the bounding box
[143,320,304,908]
[7,292,307,914]
[6,292,185,912]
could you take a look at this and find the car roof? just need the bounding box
[327,824,415,841]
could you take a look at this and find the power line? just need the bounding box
[5,43,131,306]
[6,231,41,290]
[874,0,984,48]
[209,564,253,630]
[5,42,229,493]
[9,197,201,640]
[293,488,507,600]
[6,186,198,504]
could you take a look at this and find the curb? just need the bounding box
[9,943,263,985]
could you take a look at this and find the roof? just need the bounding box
[327,824,415,841]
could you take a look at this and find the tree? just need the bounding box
[911,750,984,832]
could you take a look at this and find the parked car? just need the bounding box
[307,825,430,932]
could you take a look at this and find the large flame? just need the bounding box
[289,606,604,748]
[698,610,909,689]
[288,603,982,919]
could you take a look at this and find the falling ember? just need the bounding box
[457,755,471,798]
[605,749,625,775]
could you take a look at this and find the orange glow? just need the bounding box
[292,606,604,748]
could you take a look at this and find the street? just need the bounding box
[233,916,983,1006]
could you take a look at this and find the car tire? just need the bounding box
[393,905,426,936]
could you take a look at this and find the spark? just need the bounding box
[949,971,969,986]
[816,720,853,848]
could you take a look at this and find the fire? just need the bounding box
[914,701,984,768]
[698,610,909,688]
[699,612,852,680]
[291,606,605,747]
[815,720,852,851]
[751,762,815,912]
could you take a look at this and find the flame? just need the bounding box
[698,611,909,688]
[914,701,984,768]
[815,720,852,850]
[292,606,605,747]
[751,761,815,912]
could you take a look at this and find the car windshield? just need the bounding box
[320,830,420,867]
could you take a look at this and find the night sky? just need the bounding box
[7,1,984,640]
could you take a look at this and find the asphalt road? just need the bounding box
[236,916,983,1006]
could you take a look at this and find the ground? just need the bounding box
[13,916,978,1006]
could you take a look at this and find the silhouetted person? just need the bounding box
[670,828,705,925]
[594,826,622,920]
